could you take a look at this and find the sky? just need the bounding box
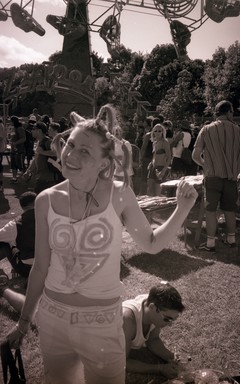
[0,0,239,68]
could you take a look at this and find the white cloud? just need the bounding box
[36,0,65,7]
[0,36,46,68]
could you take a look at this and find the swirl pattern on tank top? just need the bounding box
[49,217,113,287]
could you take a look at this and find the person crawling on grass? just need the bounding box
[123,282,184,379]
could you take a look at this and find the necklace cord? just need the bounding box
[69,178,99,223]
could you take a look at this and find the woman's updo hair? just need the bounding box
[51,104,130,187]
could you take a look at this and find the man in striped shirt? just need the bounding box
[192,100,240,251]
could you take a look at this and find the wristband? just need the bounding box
[15,323,27,336]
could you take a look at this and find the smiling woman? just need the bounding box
[6,103,198,384]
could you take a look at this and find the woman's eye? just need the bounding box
[80,148,89,154]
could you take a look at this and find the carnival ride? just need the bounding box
[0,0,240,119]
[1,1,240,59]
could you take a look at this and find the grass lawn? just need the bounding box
[0,161,240,383]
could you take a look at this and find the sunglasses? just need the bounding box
[160,314,175,323]
[156,309,176,323]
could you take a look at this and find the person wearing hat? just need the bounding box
[192,100,240,252]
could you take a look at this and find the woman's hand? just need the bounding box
[176,179,198,211]
[156,167,169,181]
[7,322,29,349]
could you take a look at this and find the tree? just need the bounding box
[124,52,145,84]
[91,51,104,78]
[48,51,64,64]
[145,44,177,76]
[203,47,227,113]
[108,44,133,70]
[94,76,112,106]
[221,41,240,112]
[133,44,178,107]
[203,42,240,114]
[157,59,206,127]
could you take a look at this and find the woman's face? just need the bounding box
[152,125,164,141]
[61,127,108,184]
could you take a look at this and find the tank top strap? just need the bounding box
[109,181,115,202]
[47,192,53,211]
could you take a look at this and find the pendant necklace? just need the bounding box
[66,178,100,284]
[68,178,99,224]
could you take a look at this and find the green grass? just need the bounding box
[1,164,240,383]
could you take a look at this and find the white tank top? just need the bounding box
[123,294,155,348]
[44,183,125,299]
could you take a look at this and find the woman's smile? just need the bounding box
[65,159,81,171]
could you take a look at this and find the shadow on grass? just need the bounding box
[0,192,10,214]
[182,229,240,267]
[120,259,132,279]
[126,349,168,384]
[126,249,214,281]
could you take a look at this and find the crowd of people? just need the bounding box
[0,109,68,193]
[0,106,203,199]
[134,113,202,196]
[0,100,239,383]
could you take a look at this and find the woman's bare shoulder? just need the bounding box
[112,180,137,207]
[35,181,68,209]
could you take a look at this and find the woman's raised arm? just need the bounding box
[121,180,197,254]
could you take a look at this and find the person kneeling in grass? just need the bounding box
[123,282,184,379]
